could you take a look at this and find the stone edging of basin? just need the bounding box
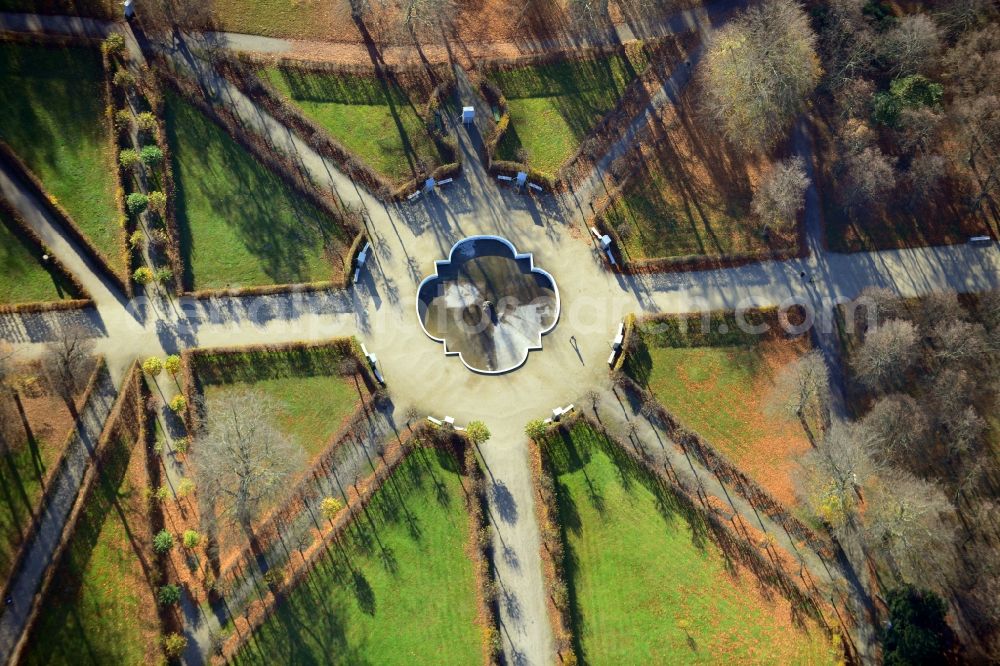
[415,235,561,375]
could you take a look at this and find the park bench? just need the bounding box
[528,183,543,192]
[969,235,993,246]
[497,175,513,182]
[353,242,372,284]
[407,190,421,201]
[359,342,385,385]
[438,178,453,186]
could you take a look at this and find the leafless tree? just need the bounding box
[835,77,876,120]
[881,14,942,76]
[839,145,897,210]
[915,290,968,334]
[768,350,830,441]
[700,0,820,152]
[935,0,997,36]
[898,107,944,154]
[859,394,930,465]
[857,286,904,324]
[41,327,94,418]
[852,319,920,391]
[863,470,957,586]
[402,0,454,33]
[905,153,947,204]
[798,421,875,529]
[816,0,878,89]
[930,319,990,367]
[193,390,305,532]
[566,0,609,30]
[751,157,810,233]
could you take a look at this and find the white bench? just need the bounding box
[969,235,993,246]
[612,321,625,350]
[407,191,421,201]
[438,178,453,186]
[607,349,617,366]
[551,404,575,421]
[497,175,513,182]
[606,249,618,266]
[427,416,443,426]
[444,416,455,427]
[353,268,361,284]
[528,183,543,192]
[359,343,385,384]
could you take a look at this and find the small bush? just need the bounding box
[320,496,343,521]
[126,192,148,215]
[155,268,174,285]
[113,109,132,133]
[140,144,163,166]
[152,529,174,554]
[118,148,139,169]
[155,485,171,502]
[133,267,153,285]
[157,583,181,606]
[183,530,201,549]
[525,419,547,440]
[142,356,163,377]
[128,229,144,248]
[102,33,125,55]
[169,394,187,414]
[173,436,189,454]
[164,354,181,376]
[163,633,187,659]
[177,478,195,498]
[112,68,135,88]
[135,111,158,132]
[147,190,167,213]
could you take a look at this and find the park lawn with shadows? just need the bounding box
[0,0,113,14]
[164,91,352,290]
[624,312,813,506]
[22,432,161,666]
[0,41,125,275]
[544,422,834,664]
[601,91,797,263]
[234,445,482,665]
[493,49,648,174]
[0,208,82,305]
[0,358,98,583]
[261,67,447,184]
[193,344,365,460]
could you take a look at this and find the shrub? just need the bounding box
[113,109,132,133]
[163,633,187,659]
[164,354,181,376]
[152,529,174,554]
[155,485,171,502]
[126,192,148,215]
[155,268,173,284]
[128,229,144,248]
[140,144,163,166]
[118,148,139,169]
[182,530,201,549]
[112,67,135,88]
[142,356,163,377]
[135,111,157,132]
[169,394,187,414]
[525,419,547,440]
[102,33,125,55]
[157,583,181,606]
[466,420,491,445]
[133,266,153,285]
[174,436,189,454]
[177,478,195,498]
[873,75,944,127]
[147,190,167,213]
[320,496,343,521]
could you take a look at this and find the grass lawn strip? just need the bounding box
[21,431,161,665]
[164,90,351,290]
[0,41,125,275]
[261,67,445,184]
[545,422,834,664]
[0,206,82,305]
[233,445,483,665]
[493,49,648,174]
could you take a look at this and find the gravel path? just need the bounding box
[0,363,117,662]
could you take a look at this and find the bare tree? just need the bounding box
[852,319,920,391]
[930,319,990,367]
[816,0,878,90]
[751,157,810,233]
[858,286,904,324]
[768,350,829,441]
[193,390,305,532]
[835,77,876,120]
[700,0,820,152]
[863,470,957,586]
[839,145,897,210]
[881,14,943,76]
[402,0,454,33]
[859,394,930,465]
[916,290,968,334]
[798,421,875,528]
[898,107,944,154]
[41,327,94,418]
[566,0,609,29]
[905,153,947,203]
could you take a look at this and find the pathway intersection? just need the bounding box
[0,10,997,664]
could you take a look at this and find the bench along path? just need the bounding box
[0,364,118,662]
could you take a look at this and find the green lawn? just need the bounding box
[234,446,483,665]
[0,441,47,581]
[196,346,362,459]
[0,42,124,276]
[22,434,161,666]
[164,91,352,290]
[262,67,446,184]
[624,314,813,506]
[493,51,646,174]
[545,422,834,664]
[0,208,82,305]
